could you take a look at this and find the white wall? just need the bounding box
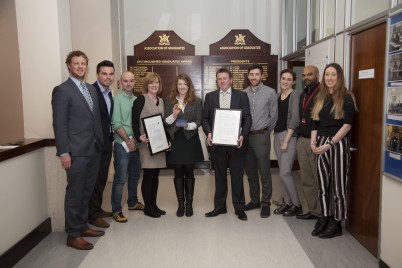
[15,0,71,140]
[0,150,48,255]
[70,0,116,84]
[123,0,280,56]
[305,38,335,77]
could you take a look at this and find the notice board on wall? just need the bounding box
[384,11,402,180]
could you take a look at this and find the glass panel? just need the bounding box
[351,0,389,24]
[285,0,294,54]
[310,0,319,43]
[296,0,307,50]
[323,0,335,37]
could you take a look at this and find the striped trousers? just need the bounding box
[316,136,351,220]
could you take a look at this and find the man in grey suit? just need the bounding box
[52,50,105,250]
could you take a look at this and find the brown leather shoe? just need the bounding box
[67,236,93,250]
[80,228,105,237]
[99,210,113,218]
[89,218,110,228]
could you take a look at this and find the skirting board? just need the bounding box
[0,217,51,268]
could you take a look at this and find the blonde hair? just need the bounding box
[142,72,163,95]
[312,63,358,120]
[168,73,197,105]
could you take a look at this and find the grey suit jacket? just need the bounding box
[52,78,104,156]
[164,97,203,140]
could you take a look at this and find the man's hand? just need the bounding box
[237,136,244,148]
[207,133,213,146]
[60,155,72,170]
[127,138,137,151]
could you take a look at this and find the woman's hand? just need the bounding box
[312,143,331,154]
[172,104,181,117]
[139,134,149,143]
[280,141,288,152]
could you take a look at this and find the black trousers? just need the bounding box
[210,146,246,211]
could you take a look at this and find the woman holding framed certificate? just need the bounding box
[132,72,167,218]
[164,74,203,217]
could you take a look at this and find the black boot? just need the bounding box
[319,217,342,238]
[311,216,329,236]
[185,178,195,217]
[174,178,185,217]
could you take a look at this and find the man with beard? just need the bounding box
[52,51,104,250]
[243,64,278,218]
[295,65,321,220]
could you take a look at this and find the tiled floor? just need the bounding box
[14,169,378,268]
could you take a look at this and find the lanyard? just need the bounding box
[302,85,319,116]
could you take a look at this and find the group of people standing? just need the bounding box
[51,50,357,251]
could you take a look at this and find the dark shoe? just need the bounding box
[244,202,261,211]
[99,210,113,218]
[205,208,227,217]
[144,207,161,218]
[273,204,291,215]
[260,206,271,218]
[296,212,319,220]
[319,218,342,238]
[155,206,166,215]
[283,205,302,216]
[89,218,110,228]
[311,217,329,236]
[67,236,93,250]
[185,178,195,217]
[80,228,105,237]
[235,210,248,221]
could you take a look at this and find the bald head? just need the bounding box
[120,71,135,92]
[302,65,320,87]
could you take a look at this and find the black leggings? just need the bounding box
[174,164,195,179]
[141,168,160,211]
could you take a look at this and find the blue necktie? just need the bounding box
[80,82,94,112]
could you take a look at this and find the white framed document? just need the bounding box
[141,114,169,156]
[212,108,242,146]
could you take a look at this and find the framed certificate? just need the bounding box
[212,108,242,146]
[141,114,169,155]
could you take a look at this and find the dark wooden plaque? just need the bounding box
[127,56,202,99]
[128,30,278,101]
[134,31,195,56]
[210,29,271,56]
[203,55,278,95]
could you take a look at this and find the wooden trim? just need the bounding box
[0,218,51,268]
[0,139,55,162]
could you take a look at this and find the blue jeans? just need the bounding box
[111,143,141,213]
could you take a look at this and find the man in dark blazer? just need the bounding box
[88,60,115,229]
[52,50,105,250]
[202,67,252,221]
